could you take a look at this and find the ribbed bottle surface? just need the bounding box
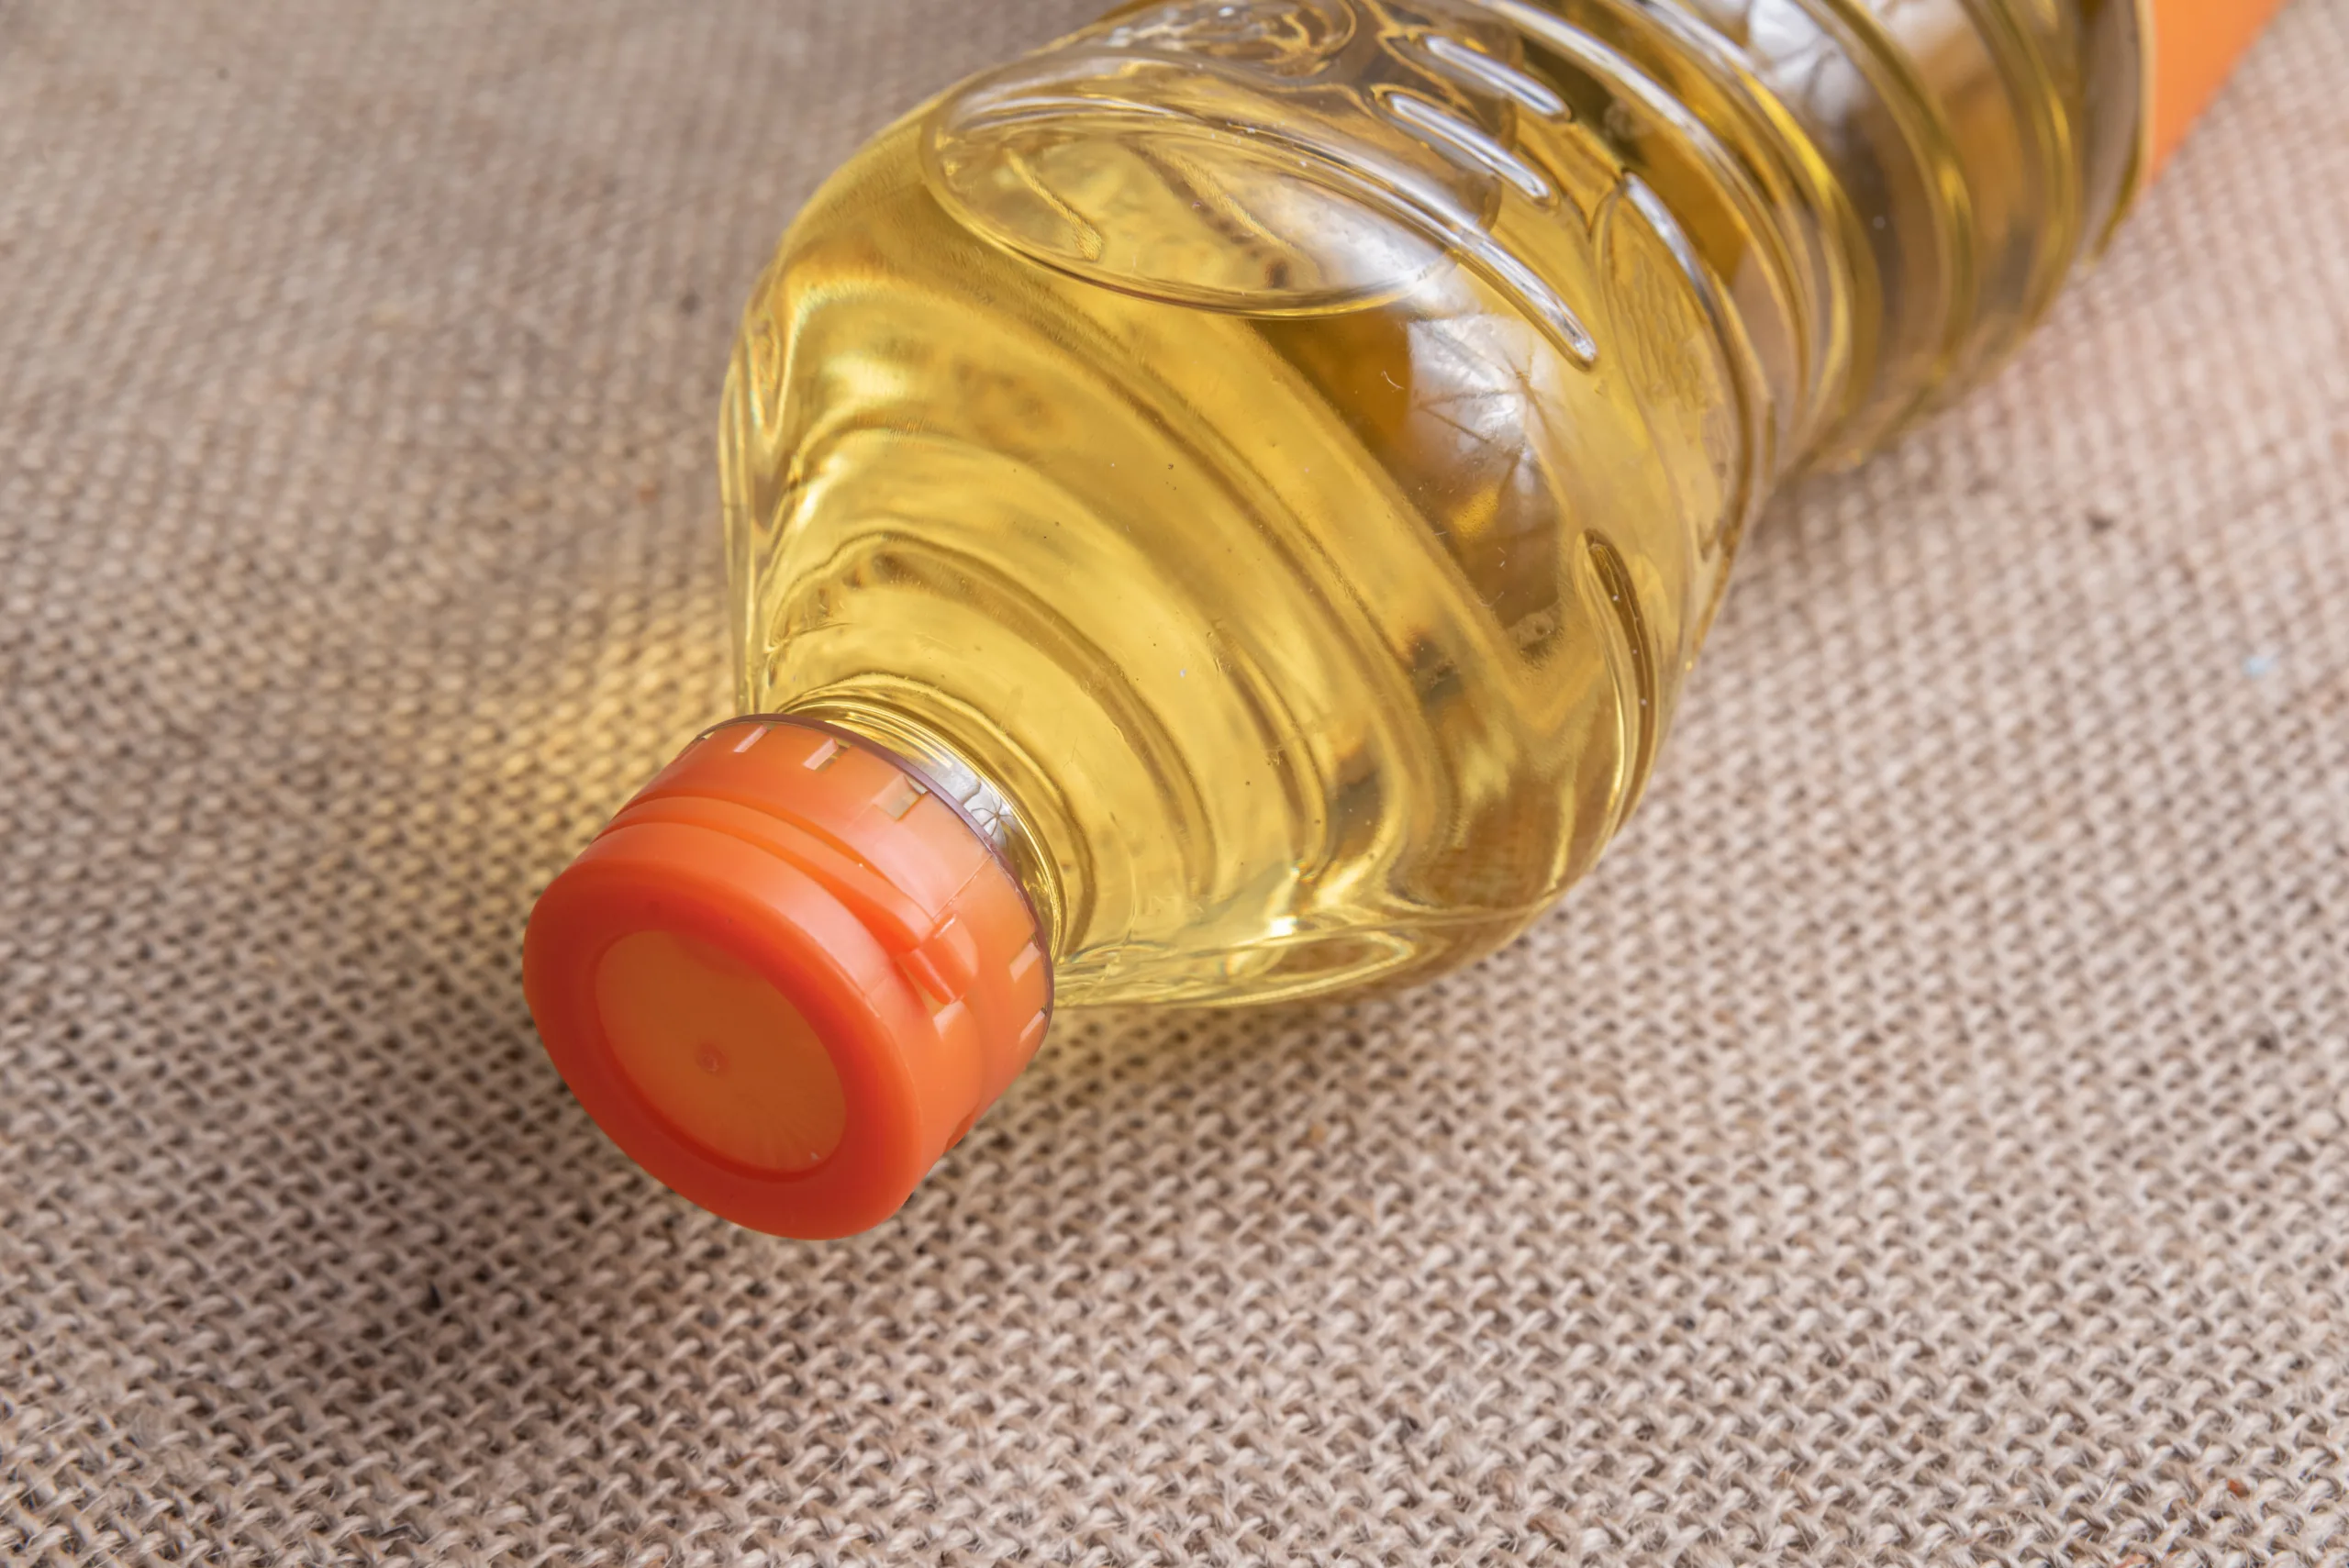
[722,0,2144,1006]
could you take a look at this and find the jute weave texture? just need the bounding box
[4,2,2345,1562]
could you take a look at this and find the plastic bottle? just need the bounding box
[525,0,2285,1237]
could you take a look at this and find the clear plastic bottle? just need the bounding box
[525,0,2282,1236]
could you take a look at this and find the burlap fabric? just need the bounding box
[6,2,2346,1562]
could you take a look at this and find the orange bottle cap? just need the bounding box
[2151,0,2288,168]
[524,717,1052,1238]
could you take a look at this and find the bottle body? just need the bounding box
[724,0,2145,1006]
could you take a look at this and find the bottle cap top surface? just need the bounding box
[524,718,1052,1239]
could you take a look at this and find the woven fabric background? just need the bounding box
[5,2,2346,1563]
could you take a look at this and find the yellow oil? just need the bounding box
[719,0,2146,1006]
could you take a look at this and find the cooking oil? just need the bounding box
[720,0,2148,1006]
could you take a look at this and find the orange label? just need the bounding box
[2151,0,2288,167]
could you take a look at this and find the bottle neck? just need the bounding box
[775,696,1070,961]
